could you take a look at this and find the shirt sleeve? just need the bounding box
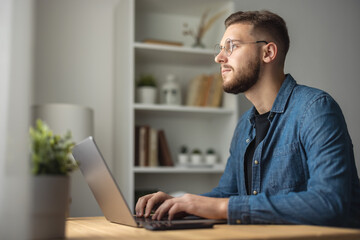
[228,95,355,227]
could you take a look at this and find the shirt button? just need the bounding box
[236,219,241,224]
[246,138,250,143]
[253,190,258,195]
[254,160,259,165]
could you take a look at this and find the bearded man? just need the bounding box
[136,10,360,228]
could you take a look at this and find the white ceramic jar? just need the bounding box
[161,74,182,105]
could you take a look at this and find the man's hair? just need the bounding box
[225,10,290,61]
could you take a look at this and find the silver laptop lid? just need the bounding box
[72,136,138,227]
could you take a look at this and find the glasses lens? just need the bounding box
[225,39,232,56]
[214,39,233,57]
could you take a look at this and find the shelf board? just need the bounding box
[134,42,215,66]
[134,42,214,55]
[134,103,234,115]
[133,165,225,173]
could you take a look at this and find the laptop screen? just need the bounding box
[72,137,138,227]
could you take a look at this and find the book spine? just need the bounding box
[186,75,204,106]
[149,128,159,167]
[139,125,150,167]
[158,130,174,166]
[210,73,223,107]
[134,126,140,166]
[186,73,223,108]
[203,75,214,107]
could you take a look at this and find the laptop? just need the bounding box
[72,136,227,230]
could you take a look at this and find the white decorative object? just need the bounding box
[205,149,218,165]
[177,145,189,166]
[161,74,182,105]
[190,150,203,165]
[178,153,189,165]
[205,154,217,165]
[137,87,157,104]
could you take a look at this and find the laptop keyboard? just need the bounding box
[135,216,169,223]
[135,217,215,231]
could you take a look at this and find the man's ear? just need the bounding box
[262,42,277,63]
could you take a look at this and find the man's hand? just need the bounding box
[151,193,229,221]
[135,191,173,218]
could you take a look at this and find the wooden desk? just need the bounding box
[66,217,360,240]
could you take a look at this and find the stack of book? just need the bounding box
[186,73,223,107]
[134,125,174,167]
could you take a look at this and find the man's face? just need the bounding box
[215,23,262,94]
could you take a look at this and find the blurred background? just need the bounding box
[1,0,359,238]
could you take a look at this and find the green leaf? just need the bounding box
[29,119,78,176]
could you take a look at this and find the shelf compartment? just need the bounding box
[134,108,235,167]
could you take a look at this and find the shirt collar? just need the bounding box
[248,74,297,124]
[271,74,297,113]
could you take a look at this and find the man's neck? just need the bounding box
[245,71,285,114]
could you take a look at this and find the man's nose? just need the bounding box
[215,50,227,63]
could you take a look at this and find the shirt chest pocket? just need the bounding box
[265,142,306,194]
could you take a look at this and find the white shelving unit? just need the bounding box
[114,0,236,210]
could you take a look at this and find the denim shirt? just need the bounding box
[203,74,360,228]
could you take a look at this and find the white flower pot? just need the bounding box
[205,154,217,165]
[31,175,70,239]
[190,154,203,165]
[178,154,189,165]
[137,87,157,104]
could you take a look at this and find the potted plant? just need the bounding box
[190,148,203,165]
[205,148,217,165]
[29,119,77,239]
[177,145,189,166]
[136,74,157,104]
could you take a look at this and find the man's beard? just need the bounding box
[222,57,261,94]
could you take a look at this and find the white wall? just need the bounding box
[0,0,34,238]
[234,0,360,174]
[33,0,120,216]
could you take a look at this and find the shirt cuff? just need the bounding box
[228,195,251,224]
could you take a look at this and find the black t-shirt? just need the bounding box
[244,111,270,195]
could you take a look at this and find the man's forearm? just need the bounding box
[153,194,229,220]
[227,187,348,226]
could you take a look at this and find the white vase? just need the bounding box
[160,74,182,105]
[178,153,189,165]
[205,154,217,165]
[137,87,157,104]
[31,175,70,239]
[190,154,203,165]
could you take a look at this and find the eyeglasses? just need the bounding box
[214,38,268,57]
